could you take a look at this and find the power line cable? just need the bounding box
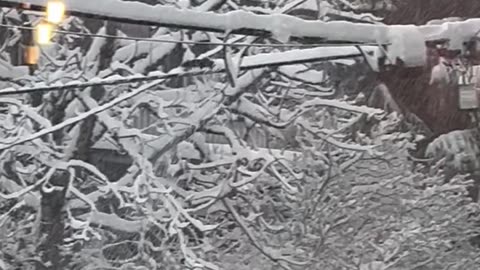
[0,50,363,96]
[0,68,214,96]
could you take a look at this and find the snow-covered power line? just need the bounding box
[0,46,370,96]
[2,0,480,49]
[0,23,381,48]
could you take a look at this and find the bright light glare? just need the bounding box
[47,0,65,24]
[36,22,54,45]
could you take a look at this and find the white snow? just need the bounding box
[132,41,178,73]
[427,17,463,25]
[82,27,109,76]
[214,46,374,70]
[2,0,480,72]
[278,65,326,84]
[302,97,383,115]
[0,46,372,95]
[429,59,452,85]
[0,59,29,79]
[330,59,356,65]
[387,25,426,67]
[112,32,179,63]
[317,1,384,23]
[7,0,480,51]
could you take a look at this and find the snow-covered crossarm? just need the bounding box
[0,46,366,95]
[3,0,480,50]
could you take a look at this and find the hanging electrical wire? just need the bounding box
[0,23,383,48]
[0,68,212,96]
[0,46,365,97]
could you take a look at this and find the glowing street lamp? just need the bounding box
[46,0,65,24]
[35,20,54,45]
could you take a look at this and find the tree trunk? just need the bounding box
[38,171,69,270]
[37,20,117,270]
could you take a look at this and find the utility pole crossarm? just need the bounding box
[2,0,480,47]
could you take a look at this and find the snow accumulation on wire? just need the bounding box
[0,46,371,95]
[3,0,479,68]
[5,0,480,47]
[211,46,373,69]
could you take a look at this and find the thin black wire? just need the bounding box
[0,23,383,48]
[0,68,216,96]
[0,52,363,96]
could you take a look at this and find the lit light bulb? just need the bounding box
[24,46,39,65]
[36,21,54,45]
[47,0,65,24]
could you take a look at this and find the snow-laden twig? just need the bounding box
[266,165,298,194]
[0,98,52,129]
[149,69,265,167]
[0,45,365,96]
[302,97,383,115]
[0,79,164,151]
[298,120,377,153]
[0,200,25,228]
[0,166,55,200]
[230,96,297,128]
[222,198,308,269]
[77,90,217,235]
[276,0,310,13]
[77,211,143,233]
[202,124,244,153]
